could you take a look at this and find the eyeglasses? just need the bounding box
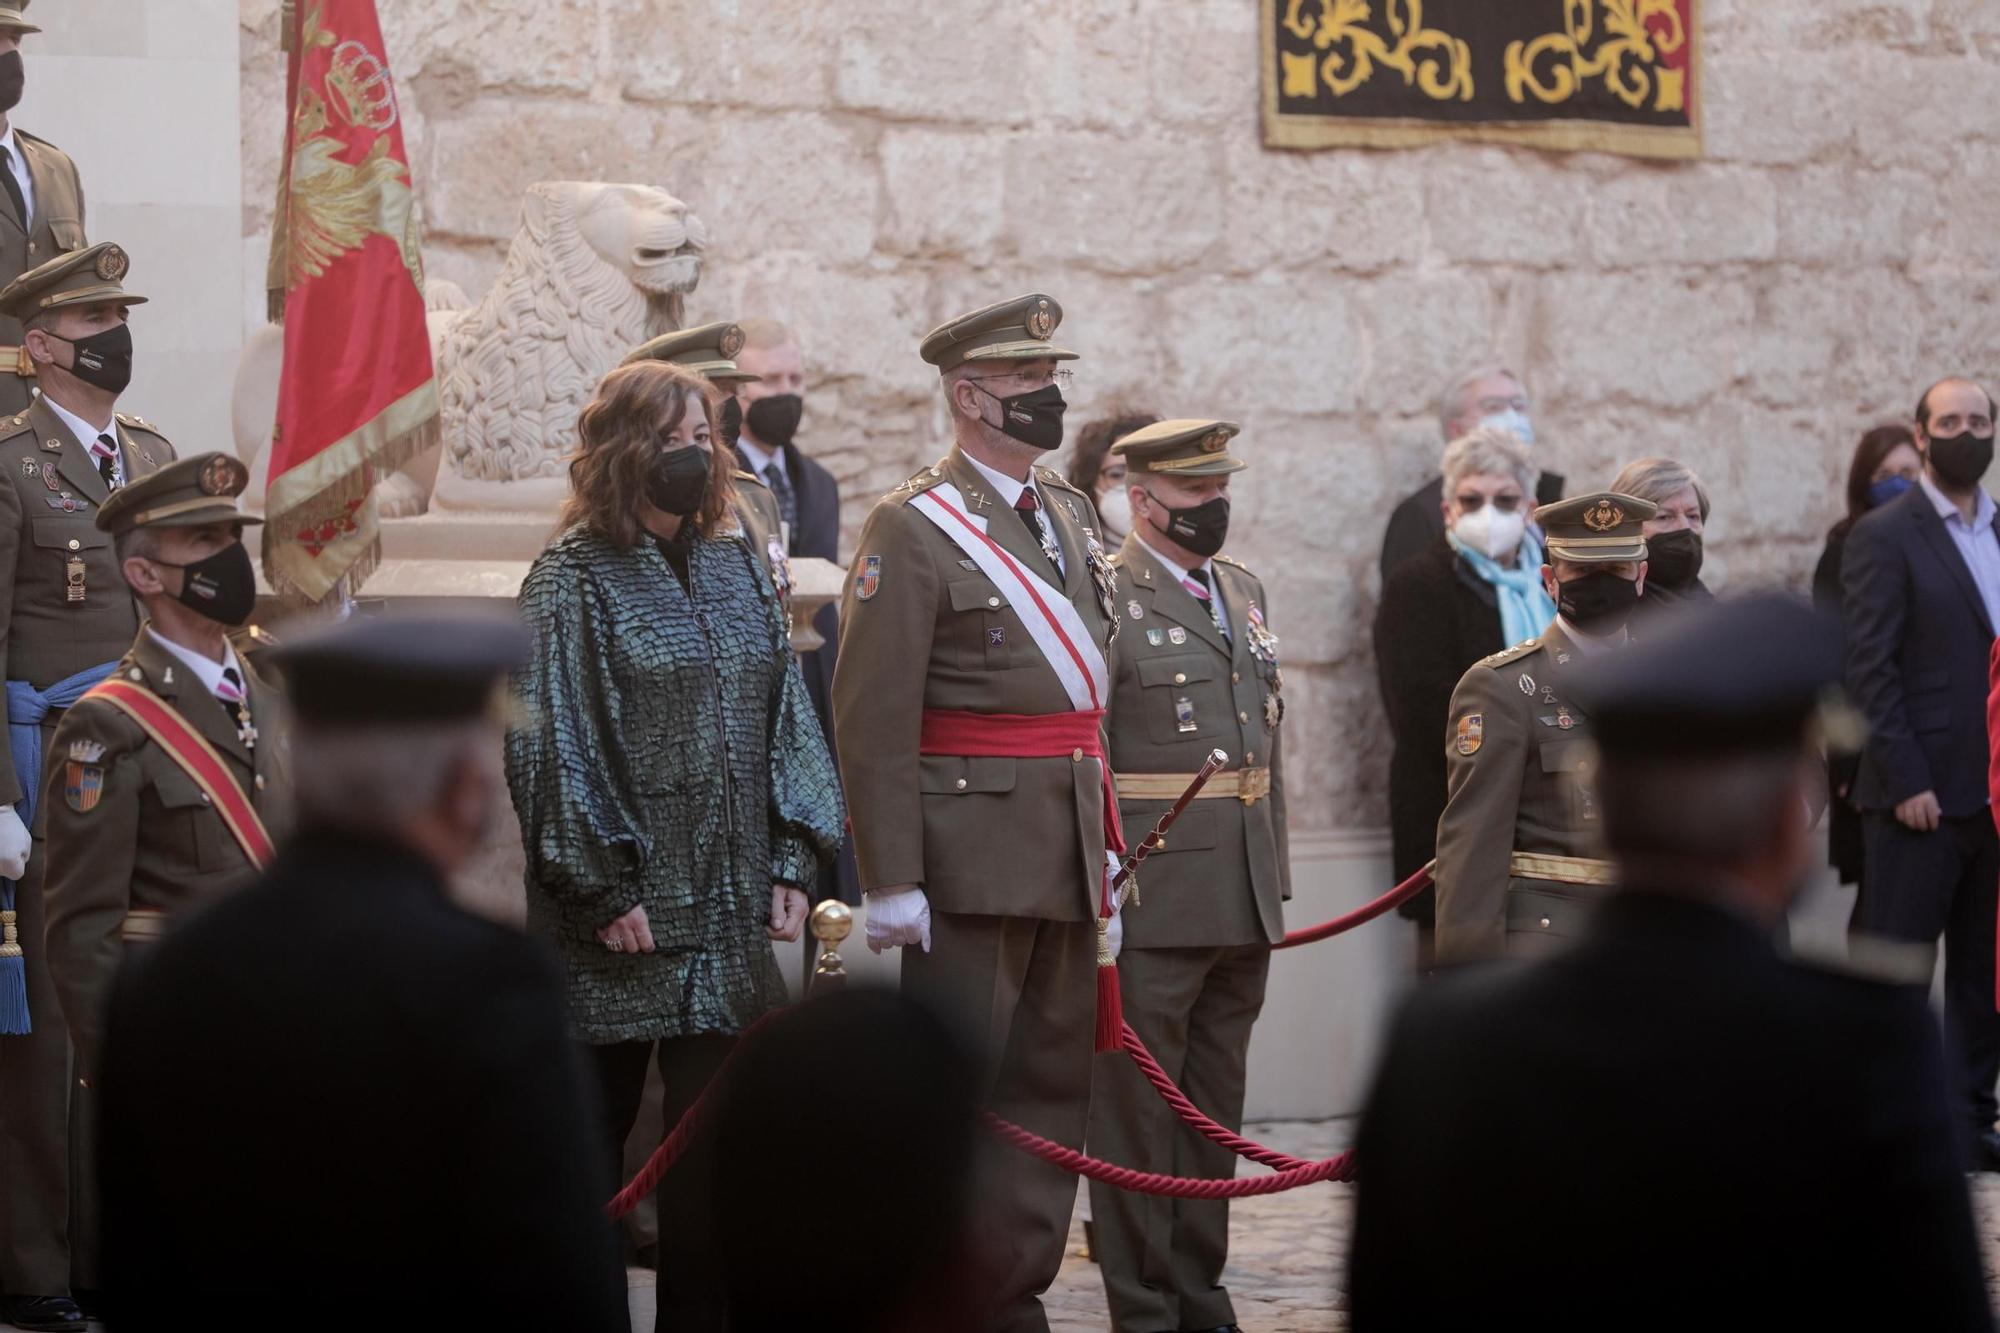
[965,368,1075,390]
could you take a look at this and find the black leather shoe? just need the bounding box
[2,1294,87,1332]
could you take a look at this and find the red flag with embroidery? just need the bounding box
[263,0,434,602]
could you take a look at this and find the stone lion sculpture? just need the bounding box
[430,180,706,510]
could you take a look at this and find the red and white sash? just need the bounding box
[908,482,1109,710]
[84,679,274,870]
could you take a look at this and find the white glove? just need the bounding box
[1105,849,1126,911]
[864,887,932,954]
[1106,909,1124,961]
[0,806,28,881]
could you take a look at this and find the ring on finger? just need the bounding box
[607,937,623,952]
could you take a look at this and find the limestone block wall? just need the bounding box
[240,0,2000,835]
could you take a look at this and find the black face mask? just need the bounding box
[717,396,743,450]
[1645,529,1703,590]
[0,51,24,114]
[646,445,710,517]
[744,393,803,450]
[1927,431,1996,490]
[1555,570,1641,634]
[153,542,256,627]
[973,382,1066,452]
[55,323,134,395]
[1148,491,1231,560]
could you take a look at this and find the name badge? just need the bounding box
[1175,696,1198,734]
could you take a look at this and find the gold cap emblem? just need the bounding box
[1200,431,1227,453]
[94,244,129,283]
[1583,500,1625,533]
[719,324,745,359]
[1025,299,1054,341]
[198,454,242,496]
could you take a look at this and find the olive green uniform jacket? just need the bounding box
[0,397,174,804]
[1107,536,1289,947]
[834,447,1118,921]
[0,131,87,416]
[40,628,286,1071]
[1433,620,1607,964]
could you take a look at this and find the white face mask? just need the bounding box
[1453,504,1527,561]
[1481,408,1536,447]
[1096,486,1131,542]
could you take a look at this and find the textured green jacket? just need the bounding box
[508,523,845,1044]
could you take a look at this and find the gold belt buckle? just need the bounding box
[1237,767,1270,806]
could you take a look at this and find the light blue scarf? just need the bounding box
[1448,529,1558,649]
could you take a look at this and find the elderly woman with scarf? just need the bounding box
[1374,426,1557,959]
[506,359,845,1329]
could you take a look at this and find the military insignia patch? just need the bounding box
[198,454,242,497]
[1518,674,1535,695]
[853,554,882,601]
[64,739,105,812]
[1026,299,1055,340]
[1455,713,1484,756]
[958,559,978,571]
[1146,628,1164,647]
[1175,697,1198,734]
[1557,707,1575,730]
[719,324,746,358]
[986,627,1005,647]
[1264,693,1283,731]
[18,457,35,478]
[1583,500,1625,533]
[39,461,57,491]
[1168,626,1188,645]
[1127,600,1144,620]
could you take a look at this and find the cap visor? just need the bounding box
[1546,540,1646,563]
[958,339,1079,364]
[44,289,147,310]
[1141,456,1248,477]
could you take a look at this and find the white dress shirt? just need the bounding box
[1919,471,2000,633]
[1135,531,1228,639]
[38,392,122,487]
[147,628,246,703]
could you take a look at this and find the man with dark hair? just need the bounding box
[1350,595,1992,1331]
[1843,375,2000,1165]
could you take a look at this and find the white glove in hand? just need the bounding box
[0,806,28,881]
[1106,909,1124,962]
[864,888,932,954]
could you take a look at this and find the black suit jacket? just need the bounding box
[1349,890,1991,1331]
[1372,536,1504,915]
[1842,484,1999,815]
[99,831,627,1330]
[1379,469,1566,583]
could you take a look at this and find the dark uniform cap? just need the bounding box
[0,242,147,324]
[1535,490,1657,563]
[1570,593,1844,760]
[95,452,261,536]
[1111,418,1246,477]
[0,2,38,33]
[270,611,531,728]
[919,293,1078,372]
[622,320,760,384]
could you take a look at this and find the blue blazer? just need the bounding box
[1841,484,2000,816]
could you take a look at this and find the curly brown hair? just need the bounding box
[1066,410,1160,493]
[560,361,737,550]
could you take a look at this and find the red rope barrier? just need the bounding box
[1272,863,1433,950]
[984,1113,1355,1198]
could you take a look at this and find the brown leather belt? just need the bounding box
[1509,851,1616,886]
[1116,767,1272,806]
[0,346,34,377]
[121,908,167,942]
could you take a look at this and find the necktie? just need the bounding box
[1183,566,1230,643]
[1014,489,1065,580]
[216,665,244,717]
[93,433,119,490]
[0,147,26,230]
[762,460,798,542]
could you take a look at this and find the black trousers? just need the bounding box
[586,1034,735,1332]
[1857,811,2000,1136]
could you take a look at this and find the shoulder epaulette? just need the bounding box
[0,411,33,443]
[1475,638,1542,670]
[115,411,166,438]
[1035,466,1083,494]
[888,462,946,500]
[733,468,763,486]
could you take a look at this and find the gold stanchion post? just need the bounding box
[809,900,852,995]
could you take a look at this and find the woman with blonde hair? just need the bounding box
[506,358,844,1329]
[1610,456,1712,609]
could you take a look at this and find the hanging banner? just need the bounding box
[1262,0,1701,161]
[263,0,436,603]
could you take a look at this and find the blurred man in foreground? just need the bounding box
[1349,594,1991,1331]
[97,613,626,1330]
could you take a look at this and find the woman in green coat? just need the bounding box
[506,360,844,1328]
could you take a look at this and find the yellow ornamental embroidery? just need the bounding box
[1505,0,1689,113]
[1279,0,1474,102]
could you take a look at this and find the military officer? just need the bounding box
[41,452,283,1077]
[624,321,792,609]
[1432,490,1656,964]
[0,240,168,1332]
[1090,419,1288,1333]
[0,4,89,421]
[833,293,1118,1333]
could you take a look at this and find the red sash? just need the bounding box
[919,707,1126,893]
[84,679,274,871]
